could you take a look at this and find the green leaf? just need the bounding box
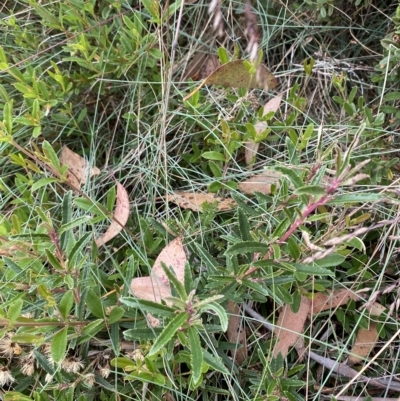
[294,185,326,196]
[120,297,175,317]
[81,319,104,337]
[58,290,74,320]
[42,140,61,171]
[86,289,105,318]
[123,328,161,340]
[200,301,228,331]
[7,298,23,324]
[225,241,269,256]
[273,166,303,189]
[184,262,194,295]
[187,326,203,385]
[12,334,44,345]
[313,253,345,268]
[328,193,381,204]
[291,263,335,276]
[149,312,188,356]
[4,391,34,401]
[238,208,251,241]
[59,216,92,235]
[161,262,187,300]
[51,327,68,363]
[203,350,229,374]
[202,151,226,161]
[108,306,125,324]
[31,177,59,191]
[67,232,91,269]
[194,243,219,273]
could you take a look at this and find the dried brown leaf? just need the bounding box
[273,296,310,358]
[95,182,130,247]
[244,1,260,61]
[165,191,236,212]
[59,146,100,189]
[227,301,247,364]
[130,236,187,326]
[311,289,360,315]
[244,141,260,167]
[261,93,283,116]
[183,60,277,101]
[348,302,385,365]
[238,170,282,195]
[183,53,221,81]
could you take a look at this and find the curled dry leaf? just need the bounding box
[183,53,220,81]
[273,296,310,358]
[59,146,100,189]
[238,170,283,195]
[183,60,278,101]
[95,182,130,247]
[165,191,236,212]
[130,236,187,327]
[227,301,247,364]
[348,302,385,365]
[310,289,361,315]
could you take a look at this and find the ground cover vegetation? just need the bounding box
[0,0,400,400]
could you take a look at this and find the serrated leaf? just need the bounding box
[51,327,68,363]
[120,297,175,317]
[203,350,229,374]
[161,262,187,300]
[148,312,188,356]
[123,328,161,340]
[187,326,203,384]
[202,302,228,332]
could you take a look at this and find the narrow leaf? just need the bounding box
[187,326,203,384]
[149,312,188,356]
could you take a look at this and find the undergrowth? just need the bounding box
[0,0,400,400]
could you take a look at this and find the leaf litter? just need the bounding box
[59,145,100,189]
[183,60,278,101]
[130,236,187,327]
[95,182,130,247]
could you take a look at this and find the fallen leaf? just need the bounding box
[183,53,221,81]
[348,302,385,365]
[273,296,310,358]
[183,60,278,101]
[245,94,283,167]
[165,191,236,212]
[95,182,130,247]
[59,146,100,189]
[238,170,283,195]
[130,236,187,326]
[227,301,247,364]
[311,289,360,315]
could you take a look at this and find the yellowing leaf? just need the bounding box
[273,296,310,358]
[238,170,283,195]
[165,191,236,212]
[95,182,130,247]
[59,146,100,189]
[130,236,187,327]
[183,60,278,101]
